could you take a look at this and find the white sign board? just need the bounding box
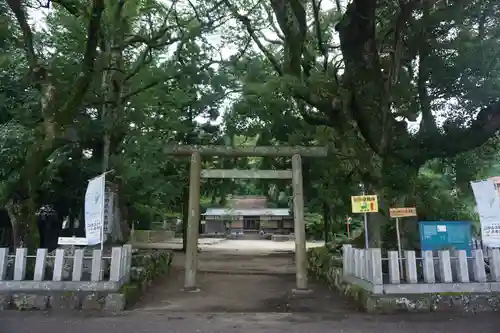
[85,173,106,245]
[58,237,88,246]
[437,225,447,232]
[471,179,500,247]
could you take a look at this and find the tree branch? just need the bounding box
[122,57,218,102]
[263,3,285,40]
[6,0,38,70]
[336,0,389,155]
[262,36,283,46]
[230,37,252,64]
[416,101,500,162]
[121,80,162,101]
[50,0,81,16]
[123,0,181,47]
[269,0,307,76]
[311,0,328,72]
[335,0,342,12]
[224,0,340,128]
[123,35,182,82]
[223,0,283,75]
[58,0,105,122]
[50,0,107,55]
[386,2,413,93]
[416,1,436,135]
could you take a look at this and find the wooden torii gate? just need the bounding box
[165,145,328,291]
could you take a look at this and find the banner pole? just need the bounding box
[88,169,114,182]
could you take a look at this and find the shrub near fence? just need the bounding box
[120,250,173,306]
[130,230,175,243]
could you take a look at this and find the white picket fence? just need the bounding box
[0,245,132,292]
[342,245,500,294]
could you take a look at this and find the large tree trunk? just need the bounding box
[5,199,38,249]
[372,160,420,249]
[366,184,385,248]
[116,181,130,242]
[99,2,128,243]
[5,0,104,249]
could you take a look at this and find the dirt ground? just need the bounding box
[133,251,353,313]
[3,241,500,332]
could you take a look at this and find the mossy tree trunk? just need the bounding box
[5,0,105,247]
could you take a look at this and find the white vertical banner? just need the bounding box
[471,179,500,247]
[85,173,106,245]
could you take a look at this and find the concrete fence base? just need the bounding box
[0,291,126,312]
[1,250,173,312]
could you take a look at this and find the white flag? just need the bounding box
[471,179,500,247]
[85,174,106,245]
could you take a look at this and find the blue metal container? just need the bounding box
[418,221,472,255]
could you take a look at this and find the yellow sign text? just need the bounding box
[389,207,417,218]
[351,195,378,213]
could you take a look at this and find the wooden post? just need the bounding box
[184,152,201,290]
[292,154,308,291]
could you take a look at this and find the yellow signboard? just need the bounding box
[389,207,417,218]
[351,195,378,213]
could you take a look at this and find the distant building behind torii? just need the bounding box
[202,195,294,237]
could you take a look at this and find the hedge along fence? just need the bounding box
[307,247,345,291]
[119,250,173,307]
[130,230,175,243]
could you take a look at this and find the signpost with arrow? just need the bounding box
[351,194,379,248]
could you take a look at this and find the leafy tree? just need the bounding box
[0,0,229,246]
[218,0,500,246]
